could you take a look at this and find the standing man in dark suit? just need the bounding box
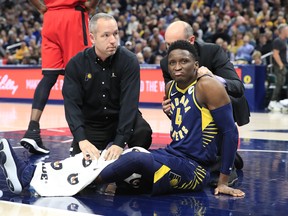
[161,21,249,178]
[161,20,250,127]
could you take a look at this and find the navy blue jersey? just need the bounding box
[147,79,222,194]
[166,80,219,166]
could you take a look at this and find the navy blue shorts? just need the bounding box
[151,149,210,195]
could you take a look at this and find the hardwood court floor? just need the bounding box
[0,102,288,216]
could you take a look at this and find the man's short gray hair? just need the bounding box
[89,13,115,33]
[183,22,194,39]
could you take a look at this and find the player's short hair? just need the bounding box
[167,40,199,61]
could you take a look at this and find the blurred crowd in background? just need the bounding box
[0,0,287,66]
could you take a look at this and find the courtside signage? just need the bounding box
[0,67,244,103]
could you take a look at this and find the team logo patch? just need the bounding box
[111,72,117,78]
[169,171,181,187]
[67,173,79,185]
[51,161,63,170]
[85,73,92,81]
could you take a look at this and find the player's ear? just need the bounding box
[194,61,199,70]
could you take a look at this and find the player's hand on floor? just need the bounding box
[104,145,123,161]
[214,184,245,197]
[79,140,101,160]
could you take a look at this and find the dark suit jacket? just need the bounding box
[160,41,250,126]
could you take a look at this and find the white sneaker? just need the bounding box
[0,138,23,194]
[279,99,288,107]
[268,101,284,112]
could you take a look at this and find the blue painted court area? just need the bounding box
[0,129,288,216]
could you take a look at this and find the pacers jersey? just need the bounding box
[166,80,219,166]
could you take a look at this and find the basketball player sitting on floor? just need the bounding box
[0,40,245,197]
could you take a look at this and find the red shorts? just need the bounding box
[41,7,91,73]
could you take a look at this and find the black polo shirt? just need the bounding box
[63,46,140,148]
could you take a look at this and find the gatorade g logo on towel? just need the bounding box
[82,158,92,168]
[51,161,63,170]
[67,173,79,185]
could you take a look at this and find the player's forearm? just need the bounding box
[273,52,284,68]
[89,0,100,8]
[218,173,229,186]
[29,0,47,14]
[84,0,100,15]
[210,103,238,175]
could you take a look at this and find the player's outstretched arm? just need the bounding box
[196,76,245,197]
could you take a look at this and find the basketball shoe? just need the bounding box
[268,100,284,112]
[20,129,49,154]
[279,99,288,114]
[0,138,35,194]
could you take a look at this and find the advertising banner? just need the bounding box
[0,67,64,100]
[0,67,165,103]
[0,65,266,111]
